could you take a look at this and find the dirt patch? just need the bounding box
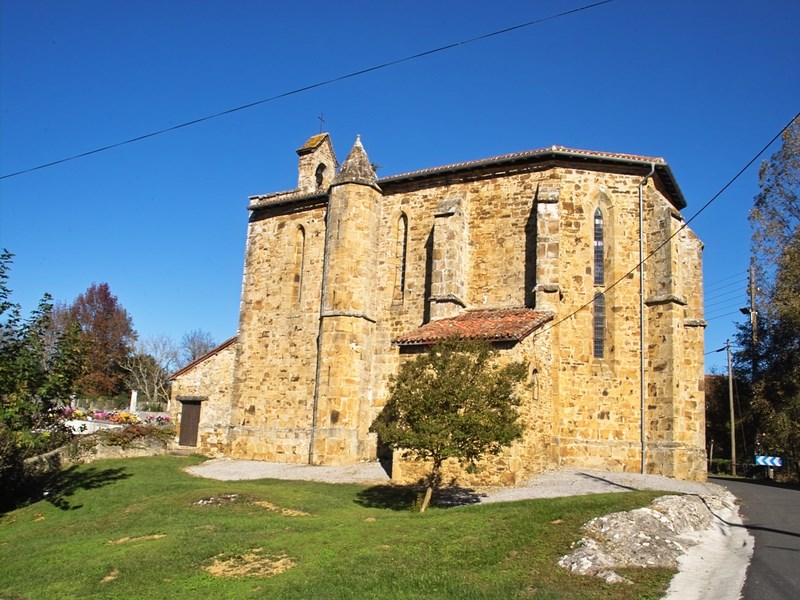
[109,534,165,544]
[253,501,309,517]
[101,568,119,583]
[204,548,295,578]
[194,493,240,506]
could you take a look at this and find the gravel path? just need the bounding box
[186,458,725,500]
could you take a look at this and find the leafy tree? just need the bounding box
[180,329,216,366]
[0,251,84,496]
[65,283,136,400]
[370,340,527,511]
[739,116,800,479]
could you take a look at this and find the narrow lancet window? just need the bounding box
[393,214,408,304]
[593,293,606,358]
[293,225,306,305]
[594,208,604,286]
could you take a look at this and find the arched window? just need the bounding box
[393,214,408,305]
[293,225,305,305]
[593,293,606,358]
[315,163,326,189]
[594,208,604,286]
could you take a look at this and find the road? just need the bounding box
[714,477,800,600]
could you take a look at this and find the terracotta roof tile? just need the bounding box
[394,308,554,346]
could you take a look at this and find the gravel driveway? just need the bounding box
[186,458,725,500]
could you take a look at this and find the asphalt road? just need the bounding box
[714,477,800,600]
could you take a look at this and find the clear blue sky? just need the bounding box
[1,0,797,373]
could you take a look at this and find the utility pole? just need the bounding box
[727,339,737,477]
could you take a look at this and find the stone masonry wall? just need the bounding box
[227,200,327,461]
[170,341,236,457]
[214,138,705,485]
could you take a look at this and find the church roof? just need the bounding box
[250,140,687,211]
[296,133,330,155]
[379,145,686,210]
[394,308,554,346]
[169,336,237,380]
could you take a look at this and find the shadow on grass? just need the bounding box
[355,484,483,511]
[2,464,131,514]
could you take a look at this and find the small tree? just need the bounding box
[65,282,137,400]
[370,340,527,512]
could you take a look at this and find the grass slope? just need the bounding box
[0,456,674,599]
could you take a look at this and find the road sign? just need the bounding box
[755,456,783,467]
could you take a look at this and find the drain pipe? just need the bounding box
[639,163,655,475]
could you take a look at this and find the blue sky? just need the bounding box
[1,0,797,373]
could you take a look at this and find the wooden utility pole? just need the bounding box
[727,339,737,476]
[749,265,758,345]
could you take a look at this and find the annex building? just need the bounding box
[170,133,707,484]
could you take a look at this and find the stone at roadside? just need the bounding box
[559,494,727,583]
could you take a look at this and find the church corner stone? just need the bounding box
[171,134,707,485]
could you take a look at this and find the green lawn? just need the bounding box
[0,456,674,599]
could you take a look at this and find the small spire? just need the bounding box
[332,135,379,190]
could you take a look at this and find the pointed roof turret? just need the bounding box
[331,135,380,190]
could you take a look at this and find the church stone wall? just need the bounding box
[170,342,236,456]
[227,200,327,461]
[174,135,706,485]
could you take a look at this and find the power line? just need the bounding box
[706,292,746,308]
[0,0,617,181]
[705,278,747,296]
[705,271,748,289]
[704,271,747,291]
[534,111,800,341]
[706,311,745,322]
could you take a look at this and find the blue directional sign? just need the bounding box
[755,456,783,467]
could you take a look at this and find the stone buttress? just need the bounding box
[310,136,383,464]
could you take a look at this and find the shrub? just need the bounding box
[97,423,175,448]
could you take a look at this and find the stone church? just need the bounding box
[170,133,707,484]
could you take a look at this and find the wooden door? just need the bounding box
[179,401,201,446]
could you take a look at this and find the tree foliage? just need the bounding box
[65,283,136,399]
[0,251,85,429]
[370,340,526,511]
[740,116,800,479]
[0,251,84,494]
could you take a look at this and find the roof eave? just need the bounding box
[378,147,687,210]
